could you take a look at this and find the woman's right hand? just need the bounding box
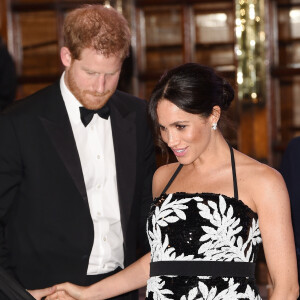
[45,282,86,300]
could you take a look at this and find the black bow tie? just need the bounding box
[79,105,110,127]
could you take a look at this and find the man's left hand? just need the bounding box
[27,286,56,300]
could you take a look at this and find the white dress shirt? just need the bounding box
[60,73,124,275]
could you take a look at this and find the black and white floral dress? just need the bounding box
[146,146,262,300]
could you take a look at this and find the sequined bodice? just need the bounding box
[147,192,261,264]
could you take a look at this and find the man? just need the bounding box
[0,36,17,110]
[280,136,300,298]
[0,5,155,300]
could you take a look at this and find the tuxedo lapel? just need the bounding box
[110,94,136,240]
[39,83,88,203]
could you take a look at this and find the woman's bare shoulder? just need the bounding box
[234,149,287,202]
[235,150,282,180]
[152,162,181,198]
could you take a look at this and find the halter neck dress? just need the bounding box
[146,145,262,300]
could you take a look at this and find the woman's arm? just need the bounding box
[255,166,299,299]
[46,252,151,300]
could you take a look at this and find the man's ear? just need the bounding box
[60,47,72,67]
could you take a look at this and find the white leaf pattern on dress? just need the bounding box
[242,285,262,300]
[147,194,199,262]
[180,278,262,300]
[180,286,198,300]
[146,276,174,300]
[197,195,262,262]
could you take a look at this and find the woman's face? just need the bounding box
[157,99,217,165]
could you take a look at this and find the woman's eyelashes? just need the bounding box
[159,125,166,132]
[159,124,187,131]
[176,124,186,130]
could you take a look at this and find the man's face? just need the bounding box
[61,47,123,110]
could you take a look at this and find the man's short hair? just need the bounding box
[63,4,131,60]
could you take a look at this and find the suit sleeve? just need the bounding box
[280,137,300,199]
[137,110,156,255]
[280,137,300,257]
[0,114,23,269]
[0,45,17,111]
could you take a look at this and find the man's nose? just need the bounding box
[93,74,105,93]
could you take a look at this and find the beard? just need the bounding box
[65,68,115,110]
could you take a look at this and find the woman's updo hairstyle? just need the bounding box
[148,63,234,153]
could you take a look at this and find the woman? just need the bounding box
[41,63,298,299]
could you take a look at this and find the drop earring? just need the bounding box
[212,123,217,130]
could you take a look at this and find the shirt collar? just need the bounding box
[60,72,82,125]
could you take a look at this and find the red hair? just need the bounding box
[63,4,131,60]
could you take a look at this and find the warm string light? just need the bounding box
[116,0,123,14]
[103,1,123,14]
[235,0,265,105]
[104,0,112,8]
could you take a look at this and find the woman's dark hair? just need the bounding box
[148,63,235,155]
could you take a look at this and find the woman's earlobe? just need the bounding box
[211,105,221,124]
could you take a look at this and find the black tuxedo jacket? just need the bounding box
[0,38,17,111]
[0,81,156,291]
[280,136,300,281]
